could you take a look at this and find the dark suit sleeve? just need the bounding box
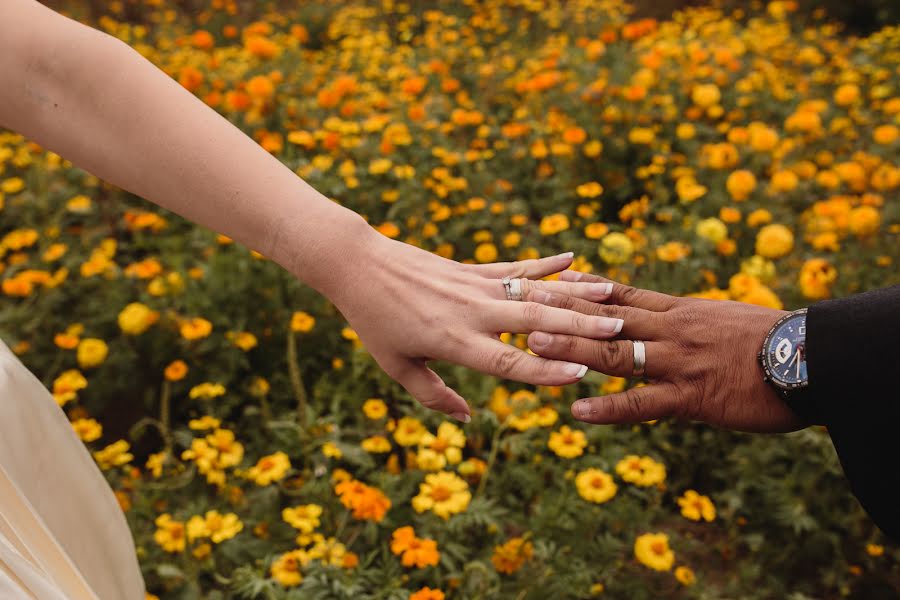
[804,284,900,539]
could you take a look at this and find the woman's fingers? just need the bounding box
[385,358,471,422]
[526,290,662,340]
[467,252,574,279]
[558,271,677,312]
[469,339,589,386]
[484,301,623,338]
[519,278,614,303]
[571,383,680,425]
[527,333,667,379]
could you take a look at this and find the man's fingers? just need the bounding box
[386,359,471,422]
[527,334,667,379]
[571,384,679,425]
[557,271,677,312]
[472,339,589,386]
[468,252,574,279]
[484,301,623,338]
[526,291,662,340]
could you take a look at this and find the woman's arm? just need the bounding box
[0,0,627,421]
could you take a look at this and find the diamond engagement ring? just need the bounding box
[632,340,646,377]
[502,276,523,301]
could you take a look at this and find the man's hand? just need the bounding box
[524,271,805,433]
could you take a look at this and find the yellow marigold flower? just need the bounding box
[145,452,165,478]
[474,242,498,263]
[153,514,186,553]
[412,471,471,519]
[575,468,618,504]
[180,317,213,341]
[246,451,291,486]
[334,478,392,522]
[362,435,392,453]
[656,241,691,262]
[188,415,220,431]
[873,124,898,145]
[848,206,880,237]
[394,416,427,446]
[695,218,727,243]
[1,177,25,194]
[290,311,315,332]
[54,332,79,350]
[189,382,226,400]
[322,441,342,459]
[746,209,773,228]
[576,182,604,198]
[76,338,108,369]
[833,83,860,106]
[628,127,655,144]
[93,440,133,470]
[363,398,388,419]
[491,537,534,575]
[418,422,465,468]
[677,490,716,522]
[271,549,310,587]
[409,587,444,600]
[283,504,323,534]
[740,255,776,283]
[117,302,157,335]
[726,170,757,201]
[71,417,102,442]
[164,359,188,381]
[548,425,587,458]
[226,330,258,351]
[755,224,794,259]
[42,243,68,262]
[616,455,666,487]
[867,544,884,557]
[634,532,675,572]
[676,123,696,139]
[799,258,837,300]
[52,369,87,405]
[770,170,799,192]
[692,83,721,108]
[391,526,440,568]
[675,175,708,203]
[675,565,696,585]
[187,510,243,544]
[599,232,634,265]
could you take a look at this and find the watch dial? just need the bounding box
[765,313,808,388]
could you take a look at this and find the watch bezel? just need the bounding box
[759,308,809,391]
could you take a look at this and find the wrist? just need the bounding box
[271,203,383,303]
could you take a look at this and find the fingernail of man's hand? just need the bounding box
[564,363,589,378]
[531,331,553,347]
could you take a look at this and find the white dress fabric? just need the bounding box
[0,338,146,599]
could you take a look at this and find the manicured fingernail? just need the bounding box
[531,331,553,347]
[555,251,574,259]
[595,317,624,334]
[559,270,582,282]
[564,363,589,378]
[586,282,613,301]
[533,290,551,304]
[450,412,471,423]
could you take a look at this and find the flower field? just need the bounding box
[2,0,900,598]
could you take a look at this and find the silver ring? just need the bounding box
[632,340,646,378]
[502,276,523,301]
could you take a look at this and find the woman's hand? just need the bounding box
[317,231,627,422]
[522,271,803,432]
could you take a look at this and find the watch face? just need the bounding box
[764,312,808,389]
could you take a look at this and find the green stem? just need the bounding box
[475,421,509,498]
[286,330,308,427]
[159,380,173,455]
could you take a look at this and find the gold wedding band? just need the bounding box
[502,276,523,301]
[632,340,646,377]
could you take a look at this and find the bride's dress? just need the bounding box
[0,339,145,599]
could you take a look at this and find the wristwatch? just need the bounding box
[758,308,816,422]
